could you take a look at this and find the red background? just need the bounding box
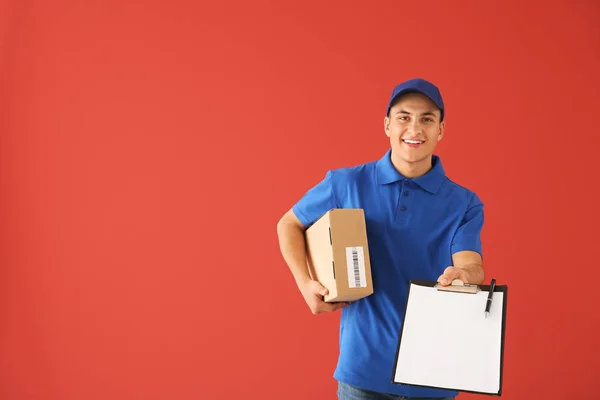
[1,1,599,399]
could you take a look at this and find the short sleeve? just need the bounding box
[451,193,484,257]
[292,170,337,227]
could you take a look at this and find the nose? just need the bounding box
[408,119,424,135]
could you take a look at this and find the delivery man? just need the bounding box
[276,78,485,399]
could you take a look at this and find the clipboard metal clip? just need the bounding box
[434,279,479,294]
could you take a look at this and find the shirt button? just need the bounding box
[401,205,407,211]
[403,191,409,196]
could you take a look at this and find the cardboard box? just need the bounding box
[305,208,373,302]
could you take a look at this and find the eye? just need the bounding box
[399,116,409,121]
[423,117,434,123]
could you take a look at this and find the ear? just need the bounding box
[438,121,445,141]
[384,116,391,138]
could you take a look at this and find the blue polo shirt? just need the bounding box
[292,149,484,398]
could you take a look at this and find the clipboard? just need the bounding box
[392,279,508,396]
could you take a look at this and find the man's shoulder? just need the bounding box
[443,177,483,206]
[328,158,378,182]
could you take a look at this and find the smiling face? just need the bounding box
[384,92,445,177]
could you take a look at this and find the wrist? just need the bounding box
[295,274,312,288]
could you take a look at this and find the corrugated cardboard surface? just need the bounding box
[305,209,373,302]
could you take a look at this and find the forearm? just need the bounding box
[277,219,311,286]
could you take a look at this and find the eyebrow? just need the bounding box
[395,110,438,118]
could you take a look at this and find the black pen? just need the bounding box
[484,278,496,318]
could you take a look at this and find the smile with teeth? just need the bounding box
[403,139,424,144]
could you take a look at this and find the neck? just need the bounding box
[391,154,433,178]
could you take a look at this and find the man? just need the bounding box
[276,78,485,399]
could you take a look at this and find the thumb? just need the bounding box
[439,268,457,286]
[316,283,328,296]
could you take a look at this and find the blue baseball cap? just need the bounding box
[386,78,445,121]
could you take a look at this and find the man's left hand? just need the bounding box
[437,266,469,286]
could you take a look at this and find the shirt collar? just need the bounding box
[375,149,446,194]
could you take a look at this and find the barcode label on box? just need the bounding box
[346,246,366,288]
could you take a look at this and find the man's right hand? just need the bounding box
[298,279,350,314]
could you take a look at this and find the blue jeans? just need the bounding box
[337,381,455,400]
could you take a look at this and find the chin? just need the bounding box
[394,147,416,158]
[398,151,429,165]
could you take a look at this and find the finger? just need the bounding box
[315,283,328,296]
[333,302,351,311]
[438,274,452,286]
[322,302,350,312]
[318,302,336,313]
[439,267,459,286]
